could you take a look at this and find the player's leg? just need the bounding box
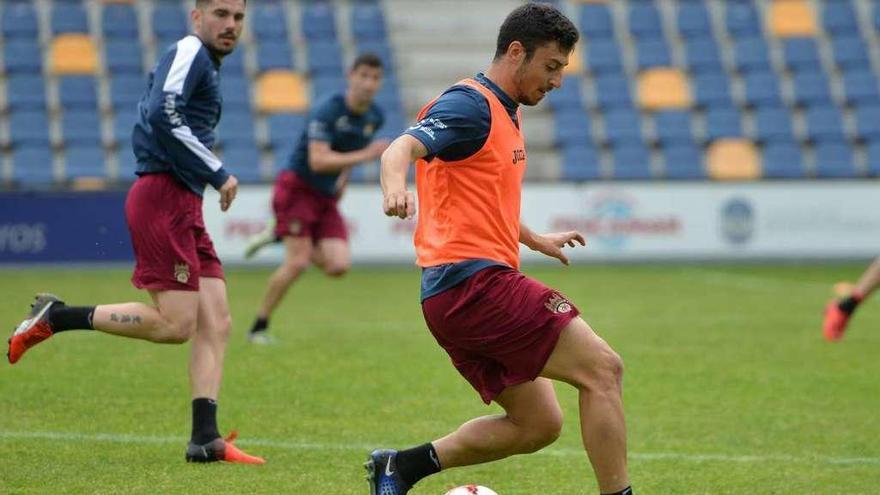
[248,235,313,341]
[312,239,350,277]
[824,256,880,341]
[541,316,629,494]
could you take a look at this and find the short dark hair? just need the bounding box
[351,52,384,71]
[494,3,579,61]
[196,0,247,7]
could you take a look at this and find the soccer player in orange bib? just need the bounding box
[365,4,631,495]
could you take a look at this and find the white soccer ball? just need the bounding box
[444,485,499,495]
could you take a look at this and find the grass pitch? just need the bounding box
[1,264,878,494]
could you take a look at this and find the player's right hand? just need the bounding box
[383,189,416,219]
[368,139,392,160]
[218,175,238,212]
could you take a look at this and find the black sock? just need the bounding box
[838,295,862,315]
[250,317,269,334]
[191,398,220,445]
[395,443,441,487]
[602,487,632,495]
[48,304,96,333]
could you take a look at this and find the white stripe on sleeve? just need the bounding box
[171,126,223,172]
[163,36,202,95]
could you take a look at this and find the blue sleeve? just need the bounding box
[145,40,229,190]
[306,98,341,143]
[404,86,490,162]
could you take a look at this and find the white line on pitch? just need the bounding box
[1,430,877,466]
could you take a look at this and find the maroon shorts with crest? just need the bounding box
[125,173,224,292]
[272,171,348,241]
[421,266,580,404]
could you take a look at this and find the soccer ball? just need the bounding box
[444,485,499,495]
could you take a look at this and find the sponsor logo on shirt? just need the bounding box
[512,148,526,165]
[408,118,447,141]
[174,262,191,284]
[544,293,572,314]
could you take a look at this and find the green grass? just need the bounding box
[1,264,879,494]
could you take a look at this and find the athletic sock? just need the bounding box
[838,292,864,315]
[250,317,269,334]
[395,443,441,487]
[191,398,220,445]
[48,304,95,333]
[602,486,633,495]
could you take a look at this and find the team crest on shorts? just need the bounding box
[544,293,572,314]
[289,220,301,235]
[174,263,190,284]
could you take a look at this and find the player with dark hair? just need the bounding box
[7,0,263,464]
[823,257,880,341]
[365,4,631,495]
[244,53,390,344]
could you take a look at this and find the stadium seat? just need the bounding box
[707,139,761,180]
[113,109,138,147]
[725,1,761,36]
[222,144,263,183]
[782,38,822,72]
[610,143,652,179]
[307,41,344,76]
[9,111,51,146]
[628,2,663,39]
[561,144,602,181]
[844,70,880,106]
[806,105,848,143]
[705,106,743,141]
[579,3,613,39]
[219,47,245,78]
[105,40,144,74]
[684,36,724,74]
[251,2,288,41]
[742,71,784,107]
[792,72,833,106]
[266,113,307,151]
[653,111,694,145]
[3,40,42,74]
[255,71,309,113]
[12,146,55,186]
[219,76,252,112]
[753,106,795,143]
[58,76,99,109]
[61,110,103,146]
[602,108,643,145]
[110,75,145,110]
[734,37,772,73]
[257,41,295,72]
[1,2,39,39]
[51,2,89,34]
[855,104,880,141]
[814,141,856,178]
[302,2,337,41]
[692,73,733,108]
[586,38,624,75]
[5,75,47,110]
[50,35,99,75]
[663,143,706,179]
[637,68,691,111]
[866,141,880,176]
[635,39,671,70]
[65,145,107,179]
[821,0,859,35]
[102,3,139,39]
[547,76,584,110]
[152,4,188,42]
[769,0,817,37]
[593,73,633,109]
[351,3,388,42]
[761,141,805,178]
[216,109,257,147]
[554,108,592,147]
[677,2,712,37]
[831,36,870,70]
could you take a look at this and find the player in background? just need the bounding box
[7,0,263,464]
[823,257,880,341]
[366,4,631,495]
[243,54,390,344]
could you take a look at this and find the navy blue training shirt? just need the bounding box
[404,73,521,301]
[288,93,385,197]
[132,35,230,196]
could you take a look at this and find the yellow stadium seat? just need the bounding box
[255,70,309,113]
[564,43,583,75]
[769,0,817,37]
[71,177,108,191]
[50,34,98,75]
[707,139,761,180]
[637,68,691,110]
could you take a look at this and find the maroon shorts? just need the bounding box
[272,170,348,241]
[421,266,580,404]
[125,173,224,292]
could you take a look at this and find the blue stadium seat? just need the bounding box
[51,2,88,34]
[110,75,145,111]
[257,41,295,72]
[725,1,761,36]
[579,3,613,39]
[636,39,672,69]
[663,144,705,179]
[351,3,387,42]
[376,76,402,113]
[356,41,396,73]
[2,3,39,39]
[113,109,138,147]
[307,41,344,76]
[65,145,107,179]
[116,145,138,181]
[561,144,602,181]
[754,106,795,143]
[692,73,733,108]
[9,111,50,146]
[603,109,643,146]
[684,36,724,74]
[266,113,307,151]
[743,71,784,107]
[705,106,743,140]
[734,37,771,73]
[806,105,847,142]
[220,76,252,112]
[677,2,712,37]
[761,141,805,178]
[782,38,822,72]
[311,75,346,101]
[61,110,103,146]
[216,109,257,147]
[611,144,652,179]
[822,0,859,35]
[653,111,694,145]
[6,75,47,110]
[855,104,880,141]
[152,4,188,42]
[377,109,407,140]
[105,40,144,75]
[222,144,263,183]
[220,48,246,78]
[251,2,288,41]
[58,76,99,109]
[586,38,623,75]
[628,3,663,39]
[842,69,880,105]
[792,72,833,106]
[832,36,870,70]
[302,2,337,41]
[875,1,880,33]
[593,74,633,109]
[867,140,880,176]
[554,108,591,147]
[548,76,584,111]
[4,40,42,74]
[12,146,54,185]
[814,141,857,178]
[102,3,139,39]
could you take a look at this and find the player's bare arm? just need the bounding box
[520,223,586,265]
[308,139,390,174]
[380,134,427,219]
[217,174,238,212]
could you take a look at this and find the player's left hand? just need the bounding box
[532,231,586,265]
